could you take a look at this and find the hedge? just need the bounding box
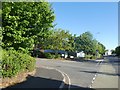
[44,53,61,59]
[0,49,36,78]
[85,54,97,60]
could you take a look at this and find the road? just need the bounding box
[106,56,120,76]
[2,67,64,89]
[91,56,120,89]
[36,58,102,88]
[108,57,120,89]
[3,57,119,89]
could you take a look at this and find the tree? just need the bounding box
[2,1,55,53]
[97,42,106,55]
[74,31,106,56]
[0,8,1,33]
[111,49,115,54]
[115,46,120,56]
[38,28,75,51]
[0,8,1,26]
[75,31,94,54]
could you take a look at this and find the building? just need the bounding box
[105,50,112,56]
[76,51,85,58]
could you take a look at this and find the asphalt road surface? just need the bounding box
[104,56,120,76]
[2,56,119,89]
[36,58,103,88]
[91,56,120,89]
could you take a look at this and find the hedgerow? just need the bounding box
[1,49,36,78]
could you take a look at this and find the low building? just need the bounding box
[44,49,68,58]
[77,51,85,58]
[105,50,112,56]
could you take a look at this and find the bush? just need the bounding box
[44,53,55,59]
[44,53,61,59]
[115,46,120,57]
[30,49,45,58]
[85,54,91,59]
[85,54,97,60]
[54,54,61,59]
[91,55,96,59]
[1,49,36,78]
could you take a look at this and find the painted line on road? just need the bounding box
[89,73,98,88]
[39,66,65,89]
[62,72,71,90]
[96,59,104,66]
[96,62,99,66]
[40,65,71,89]
[89,60,103,88]
[53,68,71,89]
[55,69,66,89]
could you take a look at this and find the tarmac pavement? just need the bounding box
[91,58,119,89]
[2,67,64,89]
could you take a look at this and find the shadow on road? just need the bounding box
[71,56,120,64]
[80,70,120,76]
[69,59,99,64]
[2,75,95,90]
[64,84,95,90]
[2,75,61,89]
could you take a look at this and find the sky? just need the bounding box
[51,2,118,50]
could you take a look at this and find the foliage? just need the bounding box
[0,27,2,46]
[85,54,97,60]
[31,49,45,58]
[115,46,120,56]
[1,49,36,78]
[44,53,61,59]
[1,2,106,60]
[74,31,106,56]
[54,54,61,59]
[2,1,55,52]
[44,53,55,59]
[97,42,106,55]
[85,55,92,59]
[0,7,2,47]
[75,31,95,54]
[37,28,75,51]
[35,31,105,59]
[0,8,1,26]
[111,49,116,54]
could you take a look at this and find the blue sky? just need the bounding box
[51,2,118,50]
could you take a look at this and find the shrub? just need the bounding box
[85,54,97,60]
[44,53,61,59]
[44,53,55,59]
[54,54,61,59]
[115,46,120,57]
[91,55,96,59]
[30,49,45,58]
[85,54,91,59]
[1,49,36,78]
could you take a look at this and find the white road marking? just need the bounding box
[96,62,99,66]
[89,60,103,88]
[40,65,71,89]
[62,72,71,90]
